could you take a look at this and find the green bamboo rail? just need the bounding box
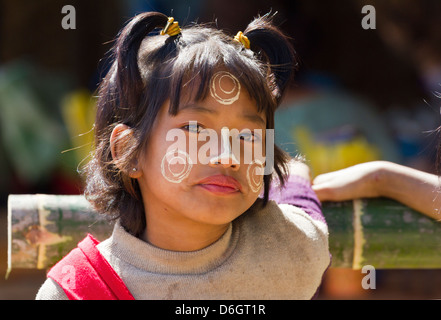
[7,194,441,273]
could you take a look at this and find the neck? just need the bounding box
[142,212,230,252]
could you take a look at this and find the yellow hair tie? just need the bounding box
[160,17,181,37]
[234,31,250,49]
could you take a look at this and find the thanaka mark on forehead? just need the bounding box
[210,71,241,105]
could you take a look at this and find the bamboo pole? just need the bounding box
[7,194,112,273]
[7,194,441,273]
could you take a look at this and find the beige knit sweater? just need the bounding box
[36,200,330,300]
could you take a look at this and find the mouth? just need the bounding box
[196,175,242,195]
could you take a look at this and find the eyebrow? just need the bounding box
[179,103,266,127]
[179,104,216,114]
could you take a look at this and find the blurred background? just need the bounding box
[1,0,441,299]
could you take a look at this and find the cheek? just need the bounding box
[160,149,193,183]
[144,126,193,183]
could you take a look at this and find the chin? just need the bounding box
[189,206,245,225]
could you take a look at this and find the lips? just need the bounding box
[196,175,242,194]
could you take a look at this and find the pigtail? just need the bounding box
[242,13,297,204]
[114,12,169,109]
[96,12,170,135]
[243,13,297,103]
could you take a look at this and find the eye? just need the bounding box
[239,131,261,142]
[182,122,203,134]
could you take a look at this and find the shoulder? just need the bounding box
[235,199,330,298]
[238,200,330,264]
[277,202,329,240]
[42,234,134,300]
[35,278,69,300]
[242,199,328,240]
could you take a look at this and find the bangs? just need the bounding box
[141,27,277,121]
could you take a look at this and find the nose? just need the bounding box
[209,154,240,171]
[208,127,240,171]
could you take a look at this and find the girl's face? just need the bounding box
[136,72,267,250]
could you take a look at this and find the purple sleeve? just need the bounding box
[268,175,326,224]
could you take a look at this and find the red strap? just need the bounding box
[47,234,134,300]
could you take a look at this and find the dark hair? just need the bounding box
[84,11,297,237]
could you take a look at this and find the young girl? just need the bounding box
[36,11,330,300]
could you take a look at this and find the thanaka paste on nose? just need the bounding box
[210,127,240,165]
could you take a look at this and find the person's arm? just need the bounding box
[312,161,441,220]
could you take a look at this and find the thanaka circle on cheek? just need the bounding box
[210,71,241,105]
[160,149,193,183]
[247,160,264,193]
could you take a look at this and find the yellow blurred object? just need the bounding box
[294,126,381,177]
[61,90,96,167]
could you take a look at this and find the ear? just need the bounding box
[110,124,142,178]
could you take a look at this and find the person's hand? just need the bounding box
[312,161,387,202]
